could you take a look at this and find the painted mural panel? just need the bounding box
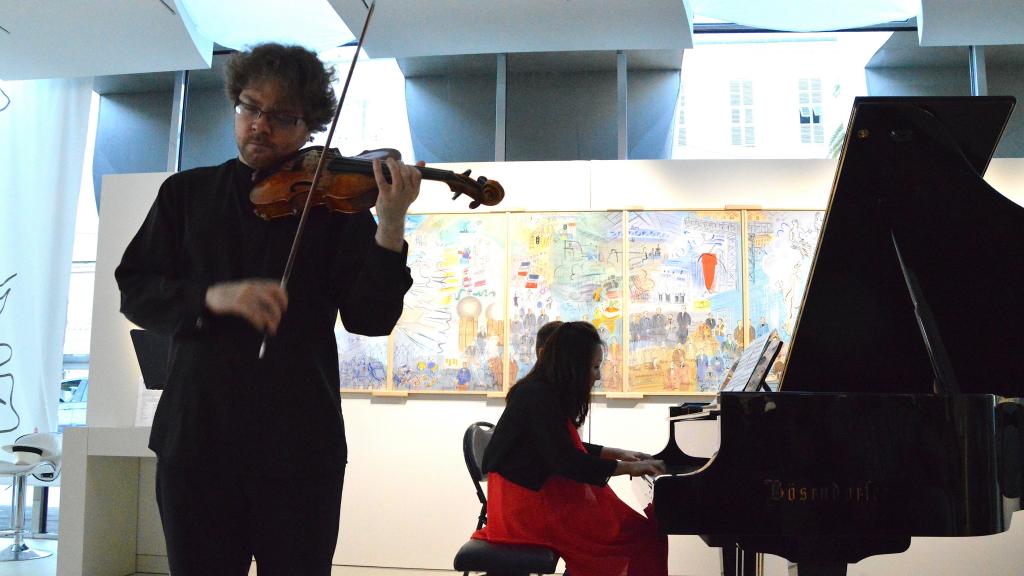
[392,213,507,391]
[747,210,824,386]
[627,211,743,392]
[335,321,388,390]
[508,212,625,391]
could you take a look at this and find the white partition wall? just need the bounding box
[87,173,174,429]
[58,158,1024,576]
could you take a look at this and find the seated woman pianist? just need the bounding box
[472,321,668,576]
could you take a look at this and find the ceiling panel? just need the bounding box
[0,0,212,81]
[919,0,1024,46]
[867,30,1024,68]
[866,30,968,68]
[4,0,1020,85]
[327,0,694,59]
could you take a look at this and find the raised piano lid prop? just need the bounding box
[647,96,1024,576]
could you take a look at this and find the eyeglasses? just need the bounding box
[234,101,304,129]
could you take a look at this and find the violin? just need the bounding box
[250,146,504,220]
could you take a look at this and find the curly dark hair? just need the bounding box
[224,43,336,133]
[521,321,604,427]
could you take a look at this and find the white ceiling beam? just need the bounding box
[327,0,693,59]
[0,0,212,81]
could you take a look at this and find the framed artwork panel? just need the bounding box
[746,210,824,386]
[508,212,625,391]
[336,321,388,390]
[392,213,507,392]
[626,211,743,393]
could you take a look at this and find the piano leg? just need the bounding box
[720,544,756,576]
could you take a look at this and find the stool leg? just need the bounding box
[0,475,52,561]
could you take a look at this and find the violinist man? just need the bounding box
[115,43,420,575]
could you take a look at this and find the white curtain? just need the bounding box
[0,78,93,440]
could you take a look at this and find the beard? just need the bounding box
[236,122,309,170]
[239,137,281,170]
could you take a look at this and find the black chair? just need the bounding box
[453,421,560,576]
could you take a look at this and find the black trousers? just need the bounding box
[155,459,346,576]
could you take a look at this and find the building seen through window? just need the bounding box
[730,78,756,147]
[672,31,892,159]
[311,48,414,160]
[798,77,824,144]
[675,92,687,148]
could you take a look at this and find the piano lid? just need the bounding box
[782,96,1023,398]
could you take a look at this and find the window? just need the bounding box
[61,91,100,429]
[675,91,687,148]
[673,31,890,159]
[312,48,414,160]
[729,79,755,147]
[798,77,824,144]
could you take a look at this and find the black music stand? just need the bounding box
[721,330,781,393]
[130,329,170,390]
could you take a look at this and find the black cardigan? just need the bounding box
[482,378,617,490]
[115,159,412,476]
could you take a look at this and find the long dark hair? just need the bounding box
[224,43,337,133]
[520,321,603,427]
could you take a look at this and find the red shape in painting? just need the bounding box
[699,252,717,292]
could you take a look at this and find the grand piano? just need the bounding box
[644,96,1024,576]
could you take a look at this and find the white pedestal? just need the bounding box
[56,426,154,576]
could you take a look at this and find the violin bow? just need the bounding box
[259,1,376,359]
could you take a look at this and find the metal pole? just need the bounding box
[617,50,628,160]
[12,476,25,549]
[969,46,987,96]
[167,70,189,172]
[495,53,507,161]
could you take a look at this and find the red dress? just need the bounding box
[472,422,668,576]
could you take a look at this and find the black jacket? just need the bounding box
[115,159,412,475]
[482,378,617,490]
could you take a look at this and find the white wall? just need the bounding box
[88,158,1024,575]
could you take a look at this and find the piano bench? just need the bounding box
[453,538,560,575]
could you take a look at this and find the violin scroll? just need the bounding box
[445,169,505,209]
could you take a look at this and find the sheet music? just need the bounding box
[721,330,778,392]
[134,378,162,427]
